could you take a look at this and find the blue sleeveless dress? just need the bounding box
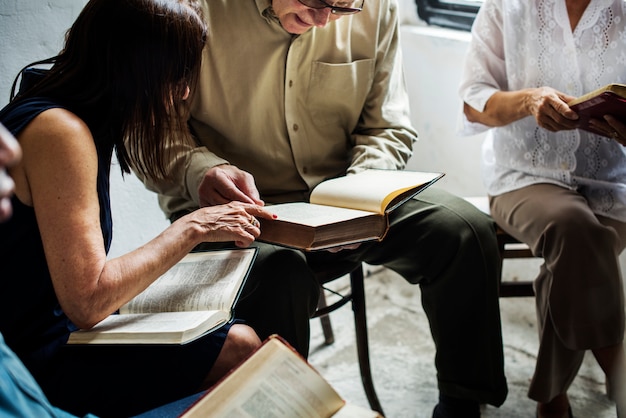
[0,97,109,370]
[0,98,229,417]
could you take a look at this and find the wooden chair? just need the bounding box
[463,196,536,297]
[311,262,384,416]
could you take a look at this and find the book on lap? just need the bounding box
[67,248,257,345]
[258,169,444,251]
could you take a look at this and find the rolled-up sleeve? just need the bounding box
[136,137,228,217]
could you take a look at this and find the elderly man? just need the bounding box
[139,1,508,416]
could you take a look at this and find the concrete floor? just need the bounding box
[307,266,618,418]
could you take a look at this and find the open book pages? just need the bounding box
[120,249,255,314]
[67,310,230,345]
[181,335,383,418]
[568,83,626,106]
[266,202,380,227]
[257,169,443,251]
[67,248,257,345]
[310,169,444,214]
[257,202,388,251]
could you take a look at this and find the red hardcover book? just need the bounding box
[568,83,626,137]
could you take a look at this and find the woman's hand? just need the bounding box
[590,115,626,146]
[465,87,578,129]
[184,202,276,247]
[526,87,579,132]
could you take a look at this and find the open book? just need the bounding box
[258,169,444,251]
[568,83,626,136]
[67,248,257,345]
[181,335,383,418]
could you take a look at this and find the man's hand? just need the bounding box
[199,165,264,207]
[325,243,362,253]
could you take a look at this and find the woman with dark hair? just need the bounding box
[0,0,280,416]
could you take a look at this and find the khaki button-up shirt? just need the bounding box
[144,0,417,218]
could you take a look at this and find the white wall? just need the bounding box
[0,2,87,101]
[401,25,485,197]
[396,0,486,198]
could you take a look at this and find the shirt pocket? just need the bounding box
[308,59,375,127]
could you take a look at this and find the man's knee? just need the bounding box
[249,245,320,314]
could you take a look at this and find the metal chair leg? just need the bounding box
[350,266,385,416]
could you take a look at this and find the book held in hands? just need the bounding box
[180,335,384,418]
[568,83,626,136]
[258,169,444,251]
[67,248,257,345]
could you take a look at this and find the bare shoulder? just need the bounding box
[23,107,91,142]
[18,107,96,160]
[13,107,98,205]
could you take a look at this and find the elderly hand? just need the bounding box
[528,87,579,132]
[198,164,264,207]
[182,201,275,248]
[325,243,362,253]
[590,115,626,146]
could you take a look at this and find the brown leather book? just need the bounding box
[258,169,444,251]
[568,83,626,137]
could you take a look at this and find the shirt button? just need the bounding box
[293,124,299,131]
[303,166,308,174]
[289,80,293,87]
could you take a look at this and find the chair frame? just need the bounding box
[312,263,384,415]
[464,196,536,297]
[496,227,535,297]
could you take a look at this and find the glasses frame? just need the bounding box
[297,0,365,15]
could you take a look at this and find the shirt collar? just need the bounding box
[255,0,275,20]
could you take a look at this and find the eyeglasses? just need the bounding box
[297,0,364,15]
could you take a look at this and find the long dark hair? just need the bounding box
[9,0,207,181]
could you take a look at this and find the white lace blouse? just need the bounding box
[459,0,626,222]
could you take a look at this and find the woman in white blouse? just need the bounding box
[459,0,626,417]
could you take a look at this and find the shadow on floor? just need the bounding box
[307,268,616,418]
